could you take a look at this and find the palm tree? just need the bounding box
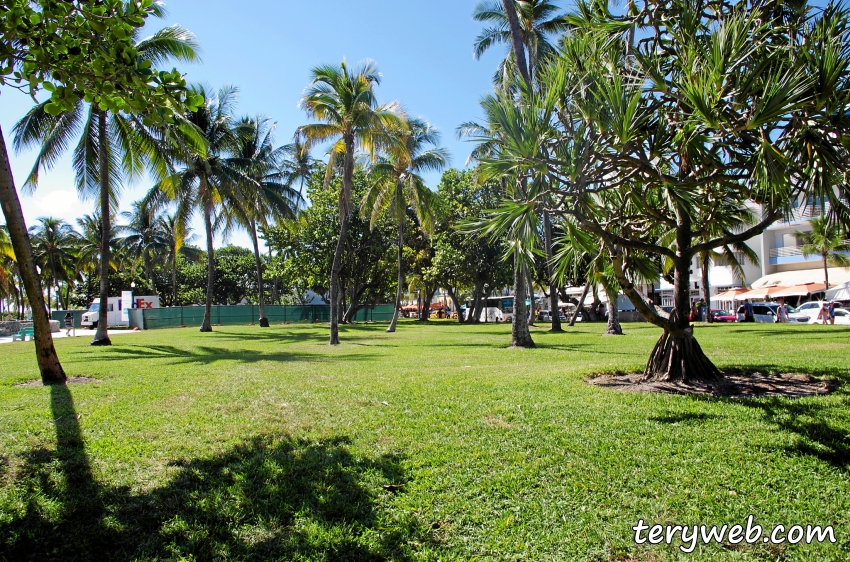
[473,0,568,87]
[797,216,850,289]
[12,14,199,345]
[148,84,243,332]
[0,226,15,315]
[230,116,300,326]
[159,212,201,307]
[298,59,404,344]
[361,117,448,332]
[29,217,79,311]
[278,137,319,211]
[118,201,169,295]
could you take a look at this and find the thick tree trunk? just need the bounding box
[701,251,712,323]
[200,197,214,332]
[249,219,269,327]
[501,0,532,86]
[91,112,112,346]
[544,210,562,331]
[609,209,722,383]
[643,327,721,383]
[446,286,463,323]
[329,140,355,344]
[603,285,623,335]
[419,287,436,321]
[569,280,591,327]
[511,252,535,348]
[0,127,66,383]
[387,220,404,333]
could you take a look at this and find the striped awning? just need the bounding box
[771,283,827,298]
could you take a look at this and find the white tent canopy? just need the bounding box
[825,282,850,301]
[750,267,850,288]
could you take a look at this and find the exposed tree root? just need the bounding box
[643,329,721,383]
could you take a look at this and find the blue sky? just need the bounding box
[1,0,513,249]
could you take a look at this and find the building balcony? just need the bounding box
[769,242,850,265]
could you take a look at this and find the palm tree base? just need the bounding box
[90,337,112,346]
[259,317,270,327]
[199,326,213,333]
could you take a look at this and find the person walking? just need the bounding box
[64,312,73,337]
[743,299,755,322]
[817,303,830,325]
[776,298,789,323]
[828,301,837,325]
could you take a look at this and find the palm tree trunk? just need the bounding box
[56,280,66,311]
[570,281,590,328]
[824,256,829,290]
[525,264,535,325]
[603,285,623,335]
[171,250,178,307]
[200,196,215,332]
[544,210,562,331]
[701,251,712,323]
[145,254,157,296]
[329,139,355,345]
[92,112,112,346]
[249,218,269,327]
[511,251,535,348]
[387,219,404,333]
[0,126,66,383]
[501,0,531,86]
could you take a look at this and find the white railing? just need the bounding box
[769,240,850,259]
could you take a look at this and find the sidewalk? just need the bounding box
[0,329,141,345]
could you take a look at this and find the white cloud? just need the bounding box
[21,186,96,228]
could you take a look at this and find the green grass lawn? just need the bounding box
[0,320,848,561]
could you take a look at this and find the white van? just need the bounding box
[81,295,160,328]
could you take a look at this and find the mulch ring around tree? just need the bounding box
[15,376,101,387]
[587,371,838,399]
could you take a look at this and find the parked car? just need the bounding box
[795,301,844,314]
[711,309,736,322]
[788,307,850,325]
[537,309,567,322]
[736,303,780,323]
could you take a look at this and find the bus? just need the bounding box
[464,295,515,322]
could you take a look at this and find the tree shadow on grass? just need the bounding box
[737,396,850,471]
[649,412,721,424]
[61,344,377,367]
[1,386,431,561]
[683,365,850,471]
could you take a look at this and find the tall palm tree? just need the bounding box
[230,116,300,326]
[12,14,200,344]
[473,0,568,86]
[797,216,850,289]
[148,84,243,332]
[118,201,169,295]
[298,59,404,344]
[29,217,79,311]
[361,117,448,332]
[278,137,319,210]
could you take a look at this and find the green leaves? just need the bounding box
[1,0,197,127]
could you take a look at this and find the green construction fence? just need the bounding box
[140,304,396,330]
